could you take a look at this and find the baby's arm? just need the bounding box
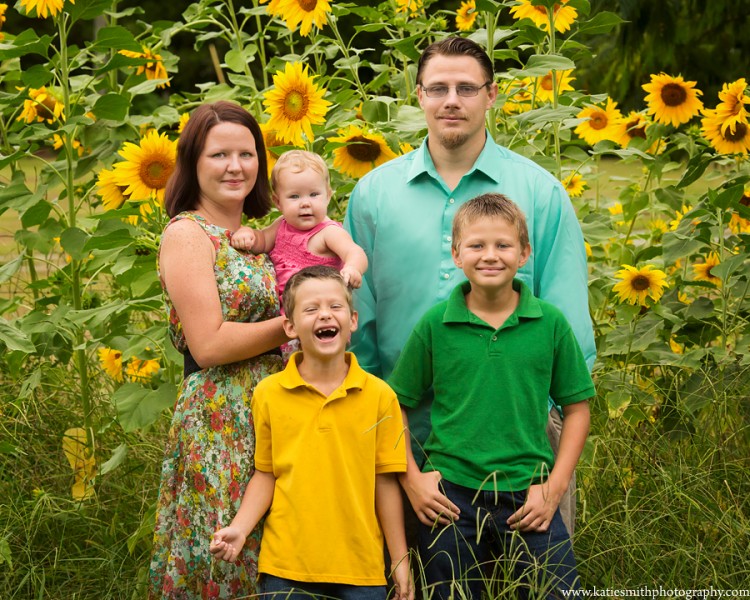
[230,219,282,254]
[321,225,368,288]
[375,473,414,600]
[507,400,590,532]
[210,469,275,562]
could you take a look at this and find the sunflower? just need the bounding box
[259,121,289,173]
[395,0,422,16]
[535,70,574,103]
[96,168,129,211]
[263,62,331,147]
[701,108,750,155]
[331,125,398,178]
[502,78,533,114]
[52,134,84,156]
[399,141,414,154]
[118,47,170,88]
[692,252,722,286]
[19,0,70,19]
[0,3,7,40]
[456,0,477,31]
[126,357,160,382]
[669,336,684,355]
[16,86,65,124]
[574,98,627,146]
[62,428,96,501]
[619,111,664,154]
[584,241,592,258]
[561,173,586,197]
[177,112,190,134]
[509,0,577,33]
[112,130,177,202]
[264,0,332,36]
[642,73,703,127]
[613,264,669,306]
[98,347,123,381]
[729,213,750,234]
[714,78,750,136]
[669,205,695,231]
[649,219,668,234]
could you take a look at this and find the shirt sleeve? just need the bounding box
[550,314,596,406]
[532,182,596,372]
[387,320,433,409]
[374,386,407,474]
[251,388,273,473]
[344,182,382,377]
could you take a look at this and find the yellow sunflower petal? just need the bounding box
[612,264,669,306]
[575,98,627,146]
[112,130,177,202]
[701,108,750,155]
[642,73,703,127]
[266,0,332,36]
[510,0,577,33]
[19,0,66,19]
[456,0,477,31]
[692,252,722,286]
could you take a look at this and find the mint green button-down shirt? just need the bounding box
[344,134,595,444]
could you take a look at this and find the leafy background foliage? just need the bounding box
[1,0,749,596]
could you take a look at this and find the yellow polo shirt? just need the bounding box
[252,352,407,584]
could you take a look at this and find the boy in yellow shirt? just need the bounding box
[211,265,412,600]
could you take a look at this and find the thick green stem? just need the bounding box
[328,15,366,98]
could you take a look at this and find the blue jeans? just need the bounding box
[260,574,386,600]
[418,480,581,599]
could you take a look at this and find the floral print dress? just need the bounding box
[149,212,283,599]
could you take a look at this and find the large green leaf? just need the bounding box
[0,320,36,353]
[113,383,177,432]
[93,93,130,122]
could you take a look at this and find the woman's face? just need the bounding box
[196,121,259,211]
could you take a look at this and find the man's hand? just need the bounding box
[209,526,246,563]
[507,482,561,532]
[400,470,460,526]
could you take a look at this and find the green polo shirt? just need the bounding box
[388,280,594,492]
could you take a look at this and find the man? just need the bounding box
[344,36,595,536]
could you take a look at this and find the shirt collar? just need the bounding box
[406,132,502,184]
[278,351,368,392]
[443,279,543,325]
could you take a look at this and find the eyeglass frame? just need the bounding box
[418,81,494,98]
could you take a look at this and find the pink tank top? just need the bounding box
[270,218,345,298]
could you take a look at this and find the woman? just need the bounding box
[149,101,288,599]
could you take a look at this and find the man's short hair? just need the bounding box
[271,150,331,194]
[452,193,530,251]
[282,265,353,319]
[417,37,494,85]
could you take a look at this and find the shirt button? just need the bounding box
[443,273,450,280]
[446,235,452,242]
[449,198,455,204]
[492,336,497,341]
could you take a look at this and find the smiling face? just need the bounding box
[283,277,358,361]
[417,54,497,152]
[273,167,331,231]
[452,216,531,292]
[196,121,259,212]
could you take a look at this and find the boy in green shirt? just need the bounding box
[388,193,593,599]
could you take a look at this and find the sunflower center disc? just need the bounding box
[626,120,646,139]
[541,75,554,91]
[141,159,172,189]
[631,275,651,291]
[346,136,381,162]
[284,90,308,120]
[660,83,688,107]
[298,0,318,11]
[725,122,748,142]
[590,111,608,130]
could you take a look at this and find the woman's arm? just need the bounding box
[160,219,288,367]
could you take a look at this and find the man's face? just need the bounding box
[417,54,497,151]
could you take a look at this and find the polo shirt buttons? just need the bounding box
[492,336,497,341]
[449,198,455,204]
[445,235,452,242]
[443,273,450,280]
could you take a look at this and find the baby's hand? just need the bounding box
[231,227,256,252]
[340,265,362,289]
[210,526,246,563]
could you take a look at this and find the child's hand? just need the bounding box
[507,482,561,532]
[230,227,257,252]
[400,470,460,526]
[340,265,362,288]
[390,555,414,600]
[209,526,246,562]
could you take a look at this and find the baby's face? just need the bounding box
[273,167,331,231]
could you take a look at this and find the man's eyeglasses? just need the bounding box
[419,82,492,98]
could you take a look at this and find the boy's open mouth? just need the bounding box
[314,327,339,340]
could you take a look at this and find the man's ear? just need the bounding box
[282,316,298,339]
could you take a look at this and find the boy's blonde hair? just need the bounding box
[282,265,353,320]
[271,150,331,193]
[452,193,530,251]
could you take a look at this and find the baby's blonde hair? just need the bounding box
[271,150,331,193]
